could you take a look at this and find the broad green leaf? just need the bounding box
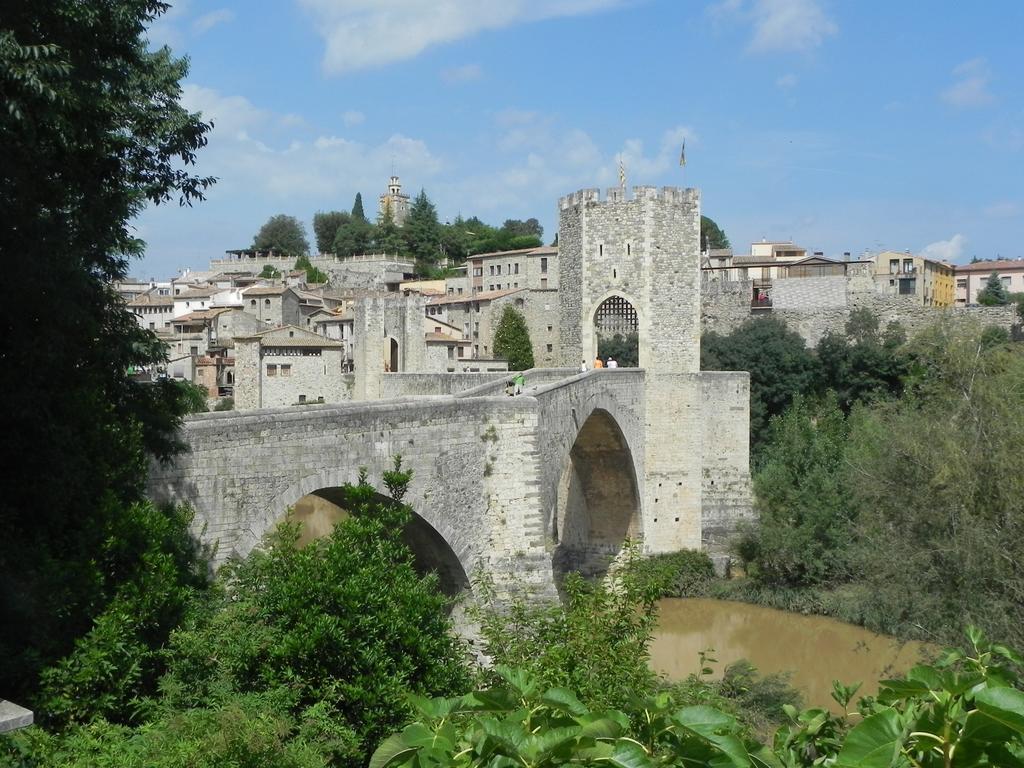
[991,644,1024,666]
[462,688,518,712]
[748,744,786,768]
[835,709,904,768]
[495,665,538,697]
[673,707,751,768]
[541,687,587,715]
[608,739,655,768]
[906,664,943,690]
[975,687,1024,735]
[369,733,419,768]
[578,716,626,740]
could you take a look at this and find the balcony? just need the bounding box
[751,297,773,311]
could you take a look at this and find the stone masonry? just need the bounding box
[152,183,753,596]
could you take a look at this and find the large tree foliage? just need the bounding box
[374,205,406,256]
[501,217,544,240]
[294,254,329,284]
[701,215,730,251]
[493,305,535,370]
[976,270,1010,305]
[0,1,213,703]
[814,308,908,411]
[351,191,367,221]
[312,210,350,254]
[741,321,1024,649]
[404,189,443,272]
[702,317,818,452]
[334,213,373,257]
[598,332,639,366]
[252,213,310,256]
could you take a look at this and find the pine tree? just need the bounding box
[404,189,442,272]
[493,305,535,371]
[352,192,366,222]
[977,271,1010,305]
[374,206,406,256]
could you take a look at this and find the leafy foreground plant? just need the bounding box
[374,628,1024,767]
[370,665,777,768]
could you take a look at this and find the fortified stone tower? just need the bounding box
[558,185,705,551]
[352,294,426,400]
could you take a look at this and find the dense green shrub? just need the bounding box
[157,462,471,762]
[622,549,715,598]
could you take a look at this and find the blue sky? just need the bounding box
[136,0,1024,278]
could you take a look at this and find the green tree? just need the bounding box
[253,214,309,256]
[294,254,329,284]
[311,210,350,254]
[175,380,209,414]
[404,189,442,272]
[701,215,730,251]
[745,395,853,588]
[374,206,406,256]
[0,1,213,703]
[815,308,908,412]
[493,305,535,370]
[439,216,474,263]
[977,270,1010,305]
[259,264,281,278]
[501,218,544,240]
[701,317,818,453]
[334,215,373,257]
[351,191,367,221]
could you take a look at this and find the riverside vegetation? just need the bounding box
[701,312,1024,652]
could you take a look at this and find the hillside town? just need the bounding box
[117,175,1022,411]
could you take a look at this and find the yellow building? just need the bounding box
[873,251,955,307]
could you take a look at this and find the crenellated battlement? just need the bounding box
[558,185,698,210]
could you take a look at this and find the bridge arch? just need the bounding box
[552,406,642,579]
[241,467,472,598]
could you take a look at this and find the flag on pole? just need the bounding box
[618,156,626,187]
[679,139,686,167]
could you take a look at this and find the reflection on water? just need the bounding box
[651,598,934,712]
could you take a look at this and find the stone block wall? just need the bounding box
[772,276,847,309]
[699,372,753,550]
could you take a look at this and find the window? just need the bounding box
[547,325,552,332]
[956,279,967,288]
[540,257,548,273]
[514,263,519,274]
[435,326,442,333]
[298,394,306,403]
[190,346,198,356]
[889,259,899,274]
[447,346,454,360]
[627,243,631,256]
[267,364,277,376]
[250,299,256,307]
[281,364,291,377]
[541,278,548,288]
[496,265,502,275]
[515,298,524,308]
[473,267,482,277]
[458,347,464,358]
[514,282,518,288]
[457,287,463,295]
[149,322,155,330]
[546,344,553,352]
[1001,276,1011,288]
[599,244,603,256]
[489,265,495,275]
[265,298,271,306]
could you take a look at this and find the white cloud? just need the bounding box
[298,0,630,74]
[941,58,994,108]
[710,0,837,54]
[442,63,483,83]
[776,72,798,89]
[342,110,366,126]
[922,234,967,263]
[193,8,235,34]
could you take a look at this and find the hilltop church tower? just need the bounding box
[557,185,715,552]
[378,175,411,227]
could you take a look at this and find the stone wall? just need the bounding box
[380,372,509,398]
[699,372,753,550]
[701,276,1021,346]
[491,289,561,368]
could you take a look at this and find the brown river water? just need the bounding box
[650,598,935,712]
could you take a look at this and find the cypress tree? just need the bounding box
[493,305,535,371]
[352,192,366,222]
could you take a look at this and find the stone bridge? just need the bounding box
[148,367,750,597]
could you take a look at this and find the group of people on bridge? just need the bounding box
[581,357,618,372]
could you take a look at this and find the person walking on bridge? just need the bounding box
[593,357,604,369]
[580,359,588,373]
